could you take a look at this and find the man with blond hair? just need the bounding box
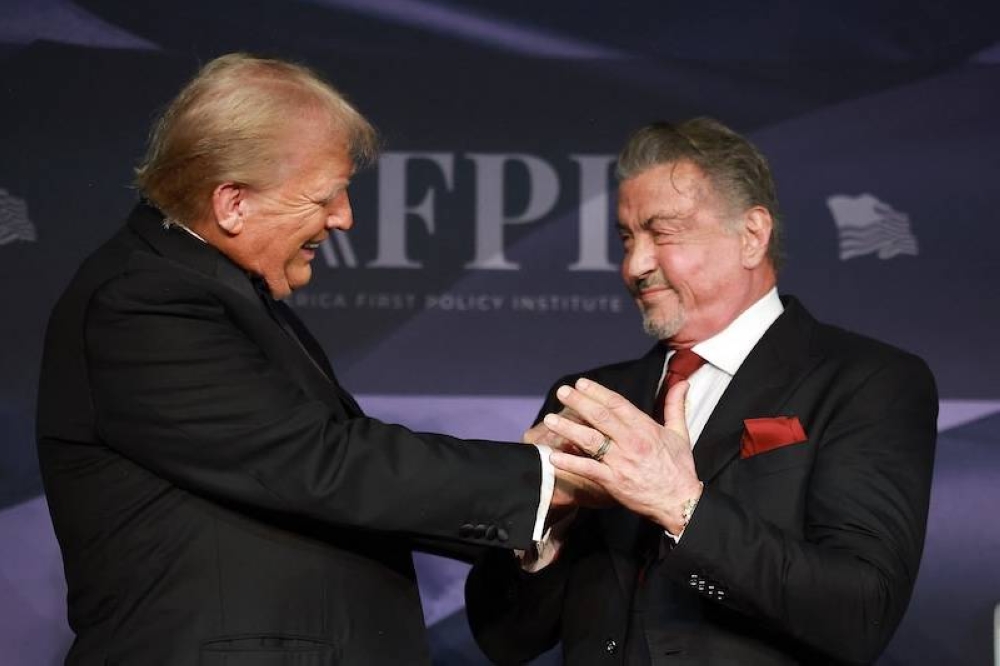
[37,53,589,665]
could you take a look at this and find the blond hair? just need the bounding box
[135,53,378,224]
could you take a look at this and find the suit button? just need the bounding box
[486,525,498,540]
[496,527,509,542]
[604,638,618,654]
[459,523,475,537]
[473,524,487,539]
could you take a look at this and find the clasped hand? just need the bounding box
[538,377,703,535]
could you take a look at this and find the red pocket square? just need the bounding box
[740,416,807,458]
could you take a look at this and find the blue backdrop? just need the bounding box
[2,1,998,664]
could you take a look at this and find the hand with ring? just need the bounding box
[532,408,614,511]
[523,407,583,452]
[540,377,702,535]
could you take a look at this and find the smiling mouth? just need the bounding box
[632,277,670,298]
[638,284,668,295]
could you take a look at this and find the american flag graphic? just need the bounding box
[826,193,918,261]
[0,189,36,246]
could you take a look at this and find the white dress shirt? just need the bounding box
[666,287,784,446]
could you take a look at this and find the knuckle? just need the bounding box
[606,392,627,409]
[590,407,612,424]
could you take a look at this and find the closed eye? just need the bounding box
[617,227,633,249]
[312,183,349,208]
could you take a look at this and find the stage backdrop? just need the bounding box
[2,1,999,664]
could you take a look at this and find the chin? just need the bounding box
[641,307,685,340]
[286,268,313,292]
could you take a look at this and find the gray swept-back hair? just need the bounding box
[617,118,782,268]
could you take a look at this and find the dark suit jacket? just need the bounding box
[36,203,543,666]
[466,297,937,666]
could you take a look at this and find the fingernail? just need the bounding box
[544,413,560,427]
[556,385,571,399]
[576,377,590,390]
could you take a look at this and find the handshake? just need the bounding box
[526,377,704,538]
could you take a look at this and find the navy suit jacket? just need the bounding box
[466,297,937,665]
[37,203,542,665]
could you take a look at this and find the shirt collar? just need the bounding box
[163,217,208,244]
[690,287,783,376]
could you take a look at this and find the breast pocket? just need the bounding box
[736,440,815,534]
[200,634,339,666]
[739,438,812,476]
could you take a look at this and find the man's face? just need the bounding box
[617,160,758,346]
[231,127,354,298]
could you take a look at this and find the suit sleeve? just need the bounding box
[465,379,582,664]
[666,351,938,664]
[83,268,542,549]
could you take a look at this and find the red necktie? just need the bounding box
[652,348,705,424]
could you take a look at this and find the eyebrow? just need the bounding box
[314,181,350,205]
[617,210,688,233]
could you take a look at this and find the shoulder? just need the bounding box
[784,296,936,395]
[90,249,213,311]
[57,230,239,338]
[545,344,663,396]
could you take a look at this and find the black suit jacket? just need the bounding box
[36,203,543,665]
[466,297,937,665]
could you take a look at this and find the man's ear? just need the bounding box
[211,182,246,235]
[741,206,773,269]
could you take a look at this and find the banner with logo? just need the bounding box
[2,2,998,664]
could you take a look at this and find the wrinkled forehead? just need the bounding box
[617,160,716,217]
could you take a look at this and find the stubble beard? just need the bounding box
[640,300,685,341]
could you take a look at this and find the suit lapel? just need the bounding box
[606,343,667,415]
[126,202,364,419]
[274,299,364,416]
[693,297,821,483]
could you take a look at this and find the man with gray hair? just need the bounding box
[466,118,938,665]
[36,53,594,665]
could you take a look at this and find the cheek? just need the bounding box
[656,248,722,300]
[689,248,744,295]
[654,246,695,279]
[284,216,320,254]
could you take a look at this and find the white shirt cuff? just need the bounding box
[531,444,555,542]
[519,508,576,572]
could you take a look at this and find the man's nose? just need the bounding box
[327,192,353,231]
[624,237,656,279]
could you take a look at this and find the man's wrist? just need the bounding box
[680,482,704,530]
[661,481,704,536]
